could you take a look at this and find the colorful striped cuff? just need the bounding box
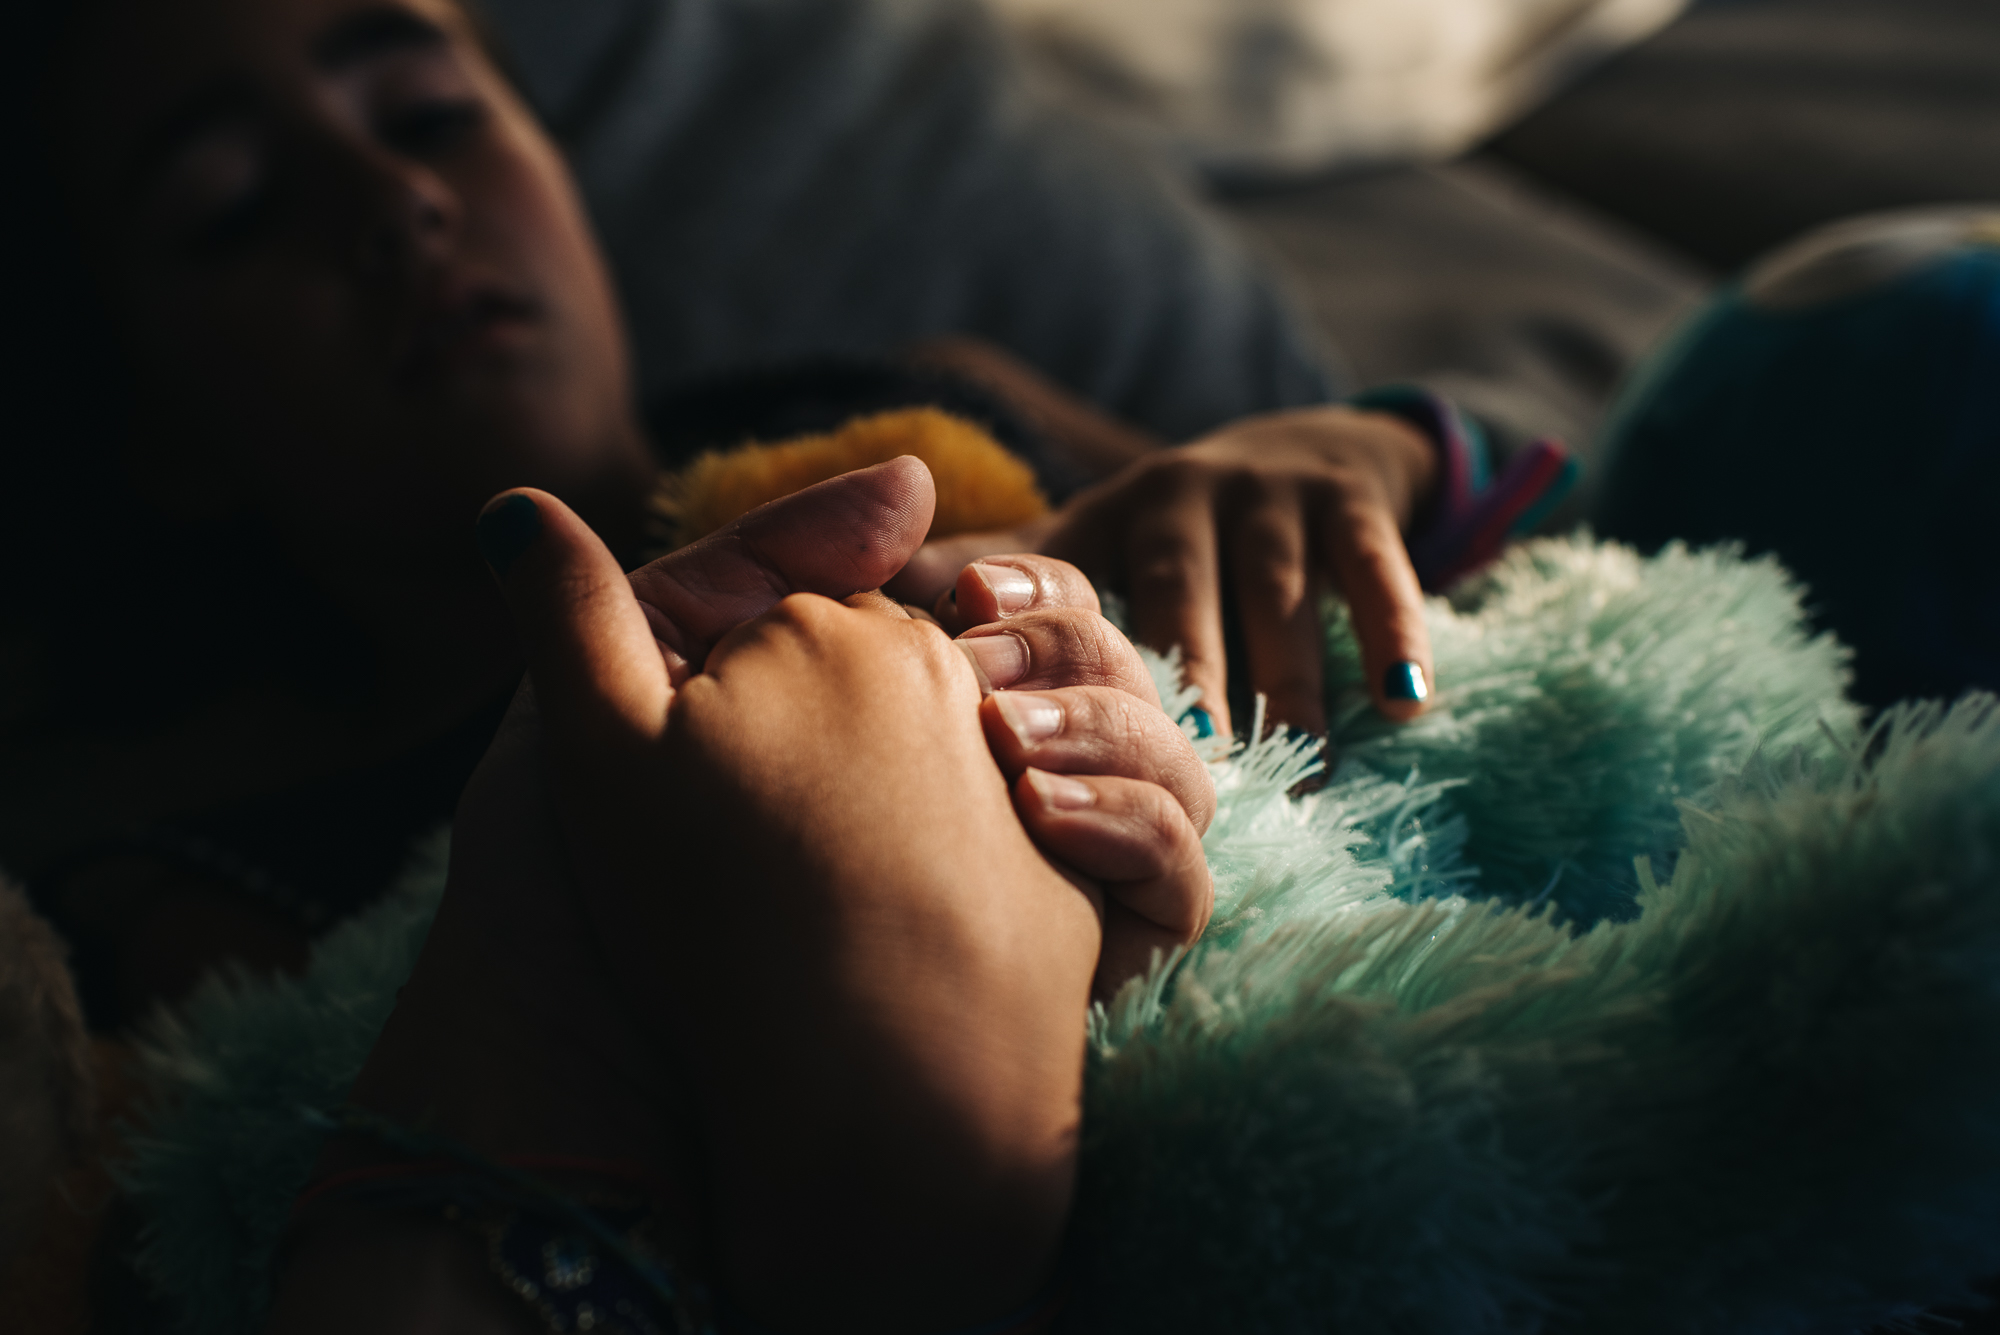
[1350,385,1578,592]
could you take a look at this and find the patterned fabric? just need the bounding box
[1352,384,1577,591]
[468,1202,684,1335]
[289,1109,709,1334]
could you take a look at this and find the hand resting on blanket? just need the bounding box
[270,458,1210,1335]
[895,388,1440,738]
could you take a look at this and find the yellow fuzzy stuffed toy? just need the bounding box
[649,407,1049,551]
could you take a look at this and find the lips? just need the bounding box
[391,277,544,387]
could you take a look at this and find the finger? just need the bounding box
[1225,489,1325,736]
[1093,899,1191,1003]
[628,457,937,680]
[981,687,1215,834]
[956,608,1160,706]
[477,489,669,746]
[1318,498,1434,722]
[881,513,1061,609]
[1013,770,1213,941]
[932,554,1101,636]
[1123,486,1230,737]
[1012,769,1212,1001]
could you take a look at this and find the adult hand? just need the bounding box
[476,464,1097,1334]
[278,458,965,1335]
[938,556,1216,999]
[890,406,1439,738]
[1048,405,1437,737]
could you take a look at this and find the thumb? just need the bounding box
[628,455,938,677]
[477,488,671,746]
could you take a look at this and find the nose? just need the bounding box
[338,147,460,279]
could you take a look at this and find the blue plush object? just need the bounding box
[125,537,2000,1334]
[1593,206,2000,709]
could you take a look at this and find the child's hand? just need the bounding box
[936,555,1217,999]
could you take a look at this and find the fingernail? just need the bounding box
[477,494,541,578]
[959,632,1030,690]
[955,641,993,694]
[1383,661,1429,702]
[1027,768,1096,810]
[1184,704,1216,739]
[994,690,1064,745]
[970,563,1036,615]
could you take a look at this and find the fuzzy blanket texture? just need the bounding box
[125,536,2000,1333]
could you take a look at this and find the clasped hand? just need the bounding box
[362,455,1212,1333]
[490,456,1215,1008]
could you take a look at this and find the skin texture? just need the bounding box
[894,398,1442,738]
[51,0,656,723]
[269,461,1214,1334]
[35,0,1428,1055]
[32,0,1403,1317]
[944,561,1216,994]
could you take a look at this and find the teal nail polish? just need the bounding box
[477,493,541,577]
[1185,705,1217,739]
[1384,661,1429,702]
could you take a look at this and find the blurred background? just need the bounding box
[1180,0,2000,505]
[480,0,2000,511]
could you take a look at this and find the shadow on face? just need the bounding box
[46,0,655,624]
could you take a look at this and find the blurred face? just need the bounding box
[51,0,653,584]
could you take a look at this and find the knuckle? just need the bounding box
[1236,506,1303,558]
[768,591,829,627]
[1127,547,1202,603]
[912,618,966,674]
[1111,694,1158,754]
[1052,615,1120,685]
[1140,785,1187,848]
[1239,557,1309,613]
[1172,748,1218,833]
[1016,612,1138,690]
[1230,470,1291,513]
[1126,512,1201,562]
[1145,454,1213,493]
[1037,560,1102,614]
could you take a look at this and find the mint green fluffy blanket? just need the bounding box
[127,537,2000,1333]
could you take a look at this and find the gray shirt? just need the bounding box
[479,0,1337,440]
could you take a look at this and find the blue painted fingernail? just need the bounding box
[1383,661,1428,702]
[1185,705,1216,739]
[477,494,541,578]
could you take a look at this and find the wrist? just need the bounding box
[1348,385,1576,591]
